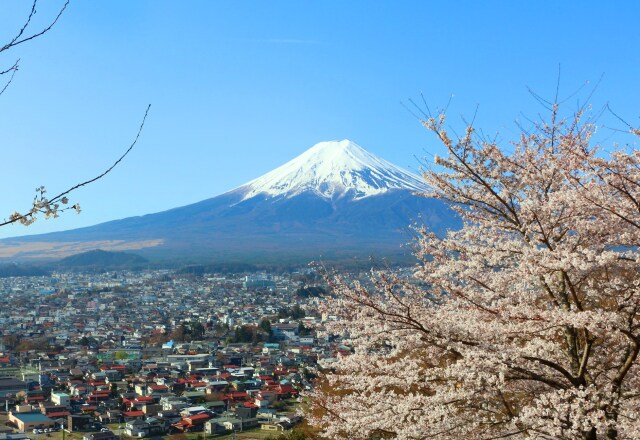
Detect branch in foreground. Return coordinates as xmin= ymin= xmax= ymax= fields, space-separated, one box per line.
xmin=0 ymin=0 xmax=70 ymax=55
xmin=1 ymin=104 xmax=151 ymax=228
xmin=0 ymin=60 xmax=19 ymax=97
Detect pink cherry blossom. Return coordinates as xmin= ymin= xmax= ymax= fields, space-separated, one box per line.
xmin=309 ymin=107 xmax=640 ymax=439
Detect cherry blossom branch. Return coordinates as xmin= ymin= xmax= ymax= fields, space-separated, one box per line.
xmin=1 ymin=104 xmax=151 ymax=228
xmin=313 ymin=99 xmax=640 ymax=439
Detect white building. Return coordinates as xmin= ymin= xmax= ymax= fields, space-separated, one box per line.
xmin=51 ymin=392 xmax=70 ymax=407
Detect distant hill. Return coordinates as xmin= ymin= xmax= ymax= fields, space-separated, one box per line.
xmin=56 ymin=249 xmax=149 ymax=270
xmin=0 ymin=263 xmax=49 ymax=278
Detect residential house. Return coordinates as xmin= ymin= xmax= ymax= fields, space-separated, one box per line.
xmin=124 ymin=419 xmax=167 ymax=438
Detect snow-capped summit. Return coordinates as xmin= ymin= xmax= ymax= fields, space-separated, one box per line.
xmin=0 ymin=139 xmax=458 ymax=263
xmin=237 ymin=139 xmax=428 ymax=201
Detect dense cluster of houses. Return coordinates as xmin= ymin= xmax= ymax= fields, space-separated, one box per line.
xmin=0 ymin=268 xmax=350 ymax=437
xmin=0 ymin=270 xmax=315 ymax=350
xmin=1 ymin=340 xmax=312 ymax=437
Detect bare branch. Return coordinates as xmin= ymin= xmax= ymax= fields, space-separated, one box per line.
xmin=0 ymin=60 xmax=19 ymax=97
xmin=0 ymin=0 xmax=70 ymax=55
xmin=0 ymin=104 xmax=151 ymax=228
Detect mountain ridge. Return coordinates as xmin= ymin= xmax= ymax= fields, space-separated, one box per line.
xmin=0 ymin=140 xmax=458 ymax=263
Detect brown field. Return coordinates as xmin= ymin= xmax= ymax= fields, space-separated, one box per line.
xmin=0 ymin=239 xmax=163 ymax=259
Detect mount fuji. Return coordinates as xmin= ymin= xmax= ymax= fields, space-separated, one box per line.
xmin=237 ymin=139 xmax=427 ymax=201
xmin=0 ymin=140 xmax=459 ymax=263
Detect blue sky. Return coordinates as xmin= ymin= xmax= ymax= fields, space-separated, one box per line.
xmin=0 ymin=1 xmax=638 ymax=238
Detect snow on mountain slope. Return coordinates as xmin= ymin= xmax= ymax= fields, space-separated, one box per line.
xmin=236 ymin=139 xmax=428 ymax=201
xmin=0 ymin=139 xmax=459 ymax=262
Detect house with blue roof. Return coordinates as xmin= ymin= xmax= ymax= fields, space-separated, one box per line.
xmin=8 ymin=411 xmax=56 ymax=432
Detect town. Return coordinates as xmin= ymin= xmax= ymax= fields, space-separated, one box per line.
xmin=0 ymin=268 xmax=347 ymax=439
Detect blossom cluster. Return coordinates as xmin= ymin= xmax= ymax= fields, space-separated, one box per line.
xmin=5 ymin=186 xmax=79 ymax=227
xmin=310 ymin=109 xmax=640 ymax=439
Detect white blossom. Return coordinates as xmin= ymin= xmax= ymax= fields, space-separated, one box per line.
xmin=310 ymin=108 xmax=640 ymax=439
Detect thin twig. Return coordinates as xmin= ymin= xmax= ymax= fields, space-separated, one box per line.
xmin=49 ymin=104 xmax=151 ymax=204
xmin=0 ymin=61 xmax=19 ymax=97
xmin=0 ymin=104 xmax=151 ymax=227
xmin=0 ymin=0 xmax=70 ymax=54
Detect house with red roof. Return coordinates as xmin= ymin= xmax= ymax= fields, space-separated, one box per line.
xmin=40 ymin=405 xmax=71 ymax=419
xmin=122 ymin=410 xmax=145 ymax=421
xmin=171 ymin=412 xmax=212 ymax=432
xmin=275 ymin=384 xmax=296 ymax=398
xmin=148 ymin=384 xmax=169 ymax=394
xmin=123 ymin=395 xmax=156 ymax=410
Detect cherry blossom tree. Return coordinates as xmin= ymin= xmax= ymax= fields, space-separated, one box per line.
xmin=310 ymin=104 xmax=640 ymax=439
xmin=0 ymin=0 xmax=148 ymax=229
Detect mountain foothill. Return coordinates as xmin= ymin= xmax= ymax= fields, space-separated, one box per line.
xmin=0 ymin=140 xmax=459 ymax=264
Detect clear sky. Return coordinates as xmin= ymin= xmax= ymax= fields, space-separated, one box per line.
xmin=0 ymin=1 xmax=638 ymax=239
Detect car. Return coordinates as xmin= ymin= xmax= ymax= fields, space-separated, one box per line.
xmin=101 ymin=428 xmax=111 ymax=432
xmin=33 ymin=429 xmax=38 ymax=434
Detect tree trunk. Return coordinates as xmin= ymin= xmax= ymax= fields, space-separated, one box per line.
xmin=584 ymin=428 xmax=597 ymax=440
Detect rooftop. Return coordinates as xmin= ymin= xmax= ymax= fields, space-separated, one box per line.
xmin=11 ymin=412 xmax=53 ymax=423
